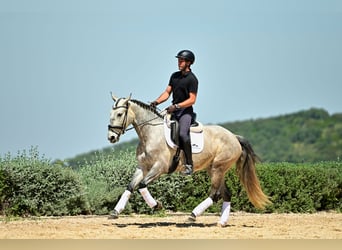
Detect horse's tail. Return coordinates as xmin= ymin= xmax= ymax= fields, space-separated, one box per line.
xmin=236 ymin=135 xmax=272 ymax=209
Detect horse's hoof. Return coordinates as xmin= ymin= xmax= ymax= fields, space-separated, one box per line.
xmin=217 ymin=222 xmax=228 ymax=227
xmin=153 ymin=201 xmax=163 ymax=211
xmin=188 ymin=213 xmax=196 ymax=222
xmin=108 ymin=210 xmax=119 ymax=219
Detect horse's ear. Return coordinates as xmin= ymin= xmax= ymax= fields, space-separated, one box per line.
xmin=122 ymin=93 xmax=132 ymax=106
xmin=111 ymin=92 xmax=118 ymax=102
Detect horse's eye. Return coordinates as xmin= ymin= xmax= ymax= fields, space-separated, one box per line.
xmin=117 ymin=113 xmax=123 ymax=118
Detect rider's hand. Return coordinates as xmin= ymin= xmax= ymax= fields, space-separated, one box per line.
xmin=150 ymin=101 xmax=158 ymax=108
xmin=166 ymin=105 xmax=176 ymax=113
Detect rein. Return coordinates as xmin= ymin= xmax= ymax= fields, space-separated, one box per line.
xmin=108 ymin=100 xmax=166 ymax=135
xmin=126 ymin=108 xmax=167 ymax=132
xmin=125 ymin=115 xmax=164 ymax=132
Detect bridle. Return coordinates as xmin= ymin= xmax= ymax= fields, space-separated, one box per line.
xmin=108 ymin=100 xmax=130 ymax=136
xmin=108 ymin=100 xmax=165 ymax=138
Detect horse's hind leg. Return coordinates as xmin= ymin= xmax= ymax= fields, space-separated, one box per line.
xmin=218 ymin=179 xmax=232 ymax=227
xmin=188 ymin=197 xmax=214 ymax=222
xmin=188 ymin=167 xmax=225 ymax=221
xmin=210 ymin=168 xmax=233 ymax=227
xmin=189 ymin=166 xmax=233 ymax=226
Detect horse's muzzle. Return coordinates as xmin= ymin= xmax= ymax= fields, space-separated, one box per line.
xmin=107 ymin=132 xmax=120 ymax=143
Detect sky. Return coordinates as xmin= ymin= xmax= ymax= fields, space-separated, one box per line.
xmin=1 ymin=0 xmax=341 ymax=160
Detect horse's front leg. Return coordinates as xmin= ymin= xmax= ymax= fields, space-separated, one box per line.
xmin=137 ymin=162 xmax=165 ymax=210
xmin=109 ymin=167 xmax=144 ymax=219
xmin=109 ymin=162 xmax=165 ymax=219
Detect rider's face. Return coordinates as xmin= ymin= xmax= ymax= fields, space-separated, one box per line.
xmin=178 ymin=58 xmax=190 ymax=71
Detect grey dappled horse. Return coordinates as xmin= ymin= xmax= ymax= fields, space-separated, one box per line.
xmin=107 ymin=94 xmax=271 ymax=226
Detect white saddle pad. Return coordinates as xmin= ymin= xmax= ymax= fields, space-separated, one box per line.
xmin=163 ymin=116 xmax=204 ymax=153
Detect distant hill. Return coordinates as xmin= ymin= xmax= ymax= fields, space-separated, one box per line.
xmin=65 ymin=108 xmax=342 ymax=167
xmin=220 ymin=108 xmax=342 ymax=162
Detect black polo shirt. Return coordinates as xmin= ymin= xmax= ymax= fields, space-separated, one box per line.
xmin=168 ymin=70 xmax=198 ymax=114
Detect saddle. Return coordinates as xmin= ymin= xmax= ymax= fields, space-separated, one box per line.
xmin=164 ymin=113 xmax=204 ymax=153
xmin=168 ymin=113 xmax=202 ymax=145
xmin=164 ymin=113 xmax=204 ymax=174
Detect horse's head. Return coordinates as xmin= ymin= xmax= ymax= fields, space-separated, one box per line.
xmin=107 ymin=93 xmax=133 ymax=143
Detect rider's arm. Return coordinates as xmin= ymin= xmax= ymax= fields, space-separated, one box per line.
xmin=154 ymin=85 xmax=172 ymax=105
xmin=176 ymin=92 xmax=197 ymax=109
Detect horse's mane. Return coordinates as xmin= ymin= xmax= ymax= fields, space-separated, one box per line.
xmin=130 ymin=99 xmax=164 ymax=118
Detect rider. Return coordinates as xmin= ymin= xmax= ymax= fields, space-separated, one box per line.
xmin=151 ymin=50 xmax=198 ymax=175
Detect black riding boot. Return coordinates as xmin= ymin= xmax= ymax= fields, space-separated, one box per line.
xmin=181 ymin=139 xmax=193 ymax=175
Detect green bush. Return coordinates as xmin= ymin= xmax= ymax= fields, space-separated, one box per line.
xmin=78 ymin=149 xmax=341 ymax=214
xmin=77 ymin=149 xmax=137 ymax=215
xmin=0 ymin=148 xmax=90 ymax=216
xmin=1 ymin=147 xmax=341 ymax=217
xmin=258 ymin=162 xmax=342 ymax=213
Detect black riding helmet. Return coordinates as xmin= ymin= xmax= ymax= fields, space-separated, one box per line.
xmin=175 ymin=50 xmax=195 ymax=64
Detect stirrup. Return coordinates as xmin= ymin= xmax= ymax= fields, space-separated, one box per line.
xmin=181 ymin=164 xmax=193 ymax=175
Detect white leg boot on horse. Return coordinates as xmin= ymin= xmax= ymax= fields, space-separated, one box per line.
xmin=188 ymin=197 xmax=213 ymax=221
xmin=109 ymin=190 xmax=131 ymax=219
xmin=109 ymin=167 xmax=144 ymax=219
xmin=218 ymin=201 xmax=231 ymax=227
xmin=139 ymin=187 xmax=157 ymax=208
xmin=139 ymin=187 xmax=163 ymax=211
